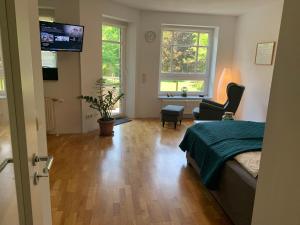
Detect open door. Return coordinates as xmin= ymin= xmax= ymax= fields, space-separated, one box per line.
xmin=0 ymin=0 xmax=52 ymax=225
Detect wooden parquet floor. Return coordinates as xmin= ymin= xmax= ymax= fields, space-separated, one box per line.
xmin=48 ymin=119 xmax=232 ymax=225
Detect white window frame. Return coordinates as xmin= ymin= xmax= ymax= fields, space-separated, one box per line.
xmin=159 ymin=26 xmax=215 ymax=96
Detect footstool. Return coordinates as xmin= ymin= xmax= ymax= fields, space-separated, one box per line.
xmin=161 ymin=105 xmax=184 ymax=129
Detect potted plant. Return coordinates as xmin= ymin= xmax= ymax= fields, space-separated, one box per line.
xmin=79 ymin=78 xmax=124 ymax=136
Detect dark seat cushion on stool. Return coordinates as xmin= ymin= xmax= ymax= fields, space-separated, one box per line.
xmin=161 ymin=105 xmax=184 ymax=115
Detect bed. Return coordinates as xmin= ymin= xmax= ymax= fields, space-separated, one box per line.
xmin=179 ymin=121 xmax=265 ymax=225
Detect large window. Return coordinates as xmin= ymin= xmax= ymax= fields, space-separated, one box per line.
xmin=159 ymin=27 xmax=214 ymax=96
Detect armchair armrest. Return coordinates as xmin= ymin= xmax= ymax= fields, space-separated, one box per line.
xmin=198 ymin=102 xmax=225 ymax=120
xmin=200 ymin=102 xmax=224 ymax=111
xmin=202 ymin=99 xmax=224 ymax=108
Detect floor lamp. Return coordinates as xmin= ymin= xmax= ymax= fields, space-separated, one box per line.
xmin=217 ymin=68 xmax=238 ymax=104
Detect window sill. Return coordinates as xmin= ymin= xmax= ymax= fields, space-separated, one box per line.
xmin=158 ymin=95 xmax=211 ymax=100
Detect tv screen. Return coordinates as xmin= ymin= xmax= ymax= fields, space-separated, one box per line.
xmin=43 ymin=68 xmax=58 ymax=81
xmin=40 ymin=21 xmax=84 ymax=52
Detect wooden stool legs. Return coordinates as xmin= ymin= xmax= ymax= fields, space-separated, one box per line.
xmin=161 ymin=120 xmax=182 ymax=129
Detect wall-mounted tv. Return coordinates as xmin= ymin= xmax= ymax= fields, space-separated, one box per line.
xmin=43 ymin=68 xmax=58 ymax=81
xmin=40 ymin=21 xmax=84 ymax=52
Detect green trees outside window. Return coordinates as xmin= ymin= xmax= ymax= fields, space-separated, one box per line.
xmin=102 ymin=24 xmax=122 ymax=114
xmin=160 ymin=29 xmax=211 ymax=94
xmin=102 ymin=25 xmax=121 ymax=86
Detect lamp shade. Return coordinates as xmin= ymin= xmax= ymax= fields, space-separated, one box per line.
xmin=217 ymin=68 xmax=238 ymax=104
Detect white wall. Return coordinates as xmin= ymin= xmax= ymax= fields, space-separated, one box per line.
xmin=39 ymin=0 xmax=140 ymax=133
xmin=39 ymin=0 xmax=105 ymax=133
xmin=39 ymin=0 xmax=285 ymax=131
xmin=79 ymin=0 xmax=140 ymax=129
xmin=38 ymin=1 xmax=238 ymax=128
xmin=136 ymin=11 xmax=237 ymax=118
xmin=233 ymin=1 xmax=284 ymax=121
xmin=252 ymin=1 xmax=300 ymax=224
xmin=39 ymin=0 xmax=82 ymax=134
xmin=79 ymin=0 xmax=102 ymax=132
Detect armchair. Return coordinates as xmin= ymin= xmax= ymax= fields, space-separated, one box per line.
xmin=193 ymin=83 xmax=245 ymax=120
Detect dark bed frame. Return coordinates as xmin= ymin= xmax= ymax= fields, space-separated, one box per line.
xmin=186 ymin=152 xmax=257 ymax=225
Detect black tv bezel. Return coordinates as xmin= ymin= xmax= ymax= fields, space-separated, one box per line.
xmin=39 ymin=21 xmax=85 ymax=52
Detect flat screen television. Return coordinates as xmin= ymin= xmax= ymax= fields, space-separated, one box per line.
xmin=43 ymin=68 xmax=58 ymax=81
xmin=40 ymin=21 xmax=84 ymax=52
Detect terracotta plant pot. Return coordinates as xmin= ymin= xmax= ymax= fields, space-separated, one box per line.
xmin=98 ymin=118 xmax=115 ymax=136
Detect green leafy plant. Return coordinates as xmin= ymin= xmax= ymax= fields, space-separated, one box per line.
xmin=78 ymin=78 xmax=124 ymax=121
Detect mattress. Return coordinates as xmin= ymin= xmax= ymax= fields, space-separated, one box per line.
xmin=234 ymin=152 xmax=261 ymax=178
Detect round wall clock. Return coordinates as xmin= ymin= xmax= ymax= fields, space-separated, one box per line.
xmin=145 ymin=31 xmax=156 ymax=43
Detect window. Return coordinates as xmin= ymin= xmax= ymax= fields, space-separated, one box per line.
xmin=0 ymin=55 xmax=5 ymax=97
xmin=102 ymin=24 xmax=121 ymax=84
xmin=0 ymin=77 xmax=5 ymax=97
xmin=39 ymin=16 xmax=54 ymax=23
xmin=102 ymin=23 xmax=125 ymax=115
xmin=41 ymin=51 xmax=57 ymax=68
xmin=39 ymin=16 xmax=57 ymax=69
xmin=159 ymin=27 xmax=214 ymax=96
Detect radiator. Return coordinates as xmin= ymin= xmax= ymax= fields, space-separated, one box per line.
xmin=160 ymin=99 xmax=202 ymax=116
xmin=44 ymin=97 xmax=63 ymax=135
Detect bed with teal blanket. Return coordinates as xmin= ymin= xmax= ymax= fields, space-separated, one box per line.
xmin=179 ymin=121 xmax=265 ymax=190
xmin=180 ymin=121 xmax=265 ymax=225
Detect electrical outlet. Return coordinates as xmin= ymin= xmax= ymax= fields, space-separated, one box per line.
xmin=86 ymin=114 xmax=93 ymax=119
xmin=85 ymin=114 xmax=94 ymax=119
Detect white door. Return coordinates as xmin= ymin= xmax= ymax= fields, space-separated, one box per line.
xmin=0 ymin=0 xmax=52 ymax=225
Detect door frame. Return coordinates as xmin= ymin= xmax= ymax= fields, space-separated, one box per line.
xmin=0 ymin=0 xmax=50 ymax=224
xmin=0 ymin=1 xmax=27 ymax=224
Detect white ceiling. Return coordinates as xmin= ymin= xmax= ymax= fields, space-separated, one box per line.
xmin=111 ymin=0 xmax=279 ymax=16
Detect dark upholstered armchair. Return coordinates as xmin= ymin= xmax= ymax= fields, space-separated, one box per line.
xmin=193 ymin=83 xmax=245 ymax=120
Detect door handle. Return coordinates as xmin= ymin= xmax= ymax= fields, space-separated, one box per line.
xmin=0 ymin=158 xmax=13 ymax=173
xmin=32 ymin=154 xmax=54 ymax=173
xmin=33 ymin=171 xmax=49 ymax=185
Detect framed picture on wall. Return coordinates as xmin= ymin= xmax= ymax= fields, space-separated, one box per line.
xmin=255 ymin=42 xmax=276 ymax=65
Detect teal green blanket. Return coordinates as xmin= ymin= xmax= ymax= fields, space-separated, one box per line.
xmin=179 ymin=121 xmax=265 ymax=189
